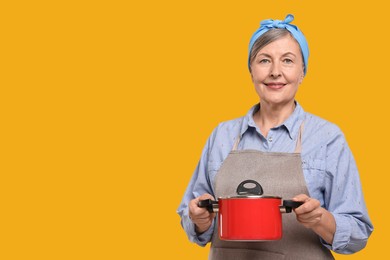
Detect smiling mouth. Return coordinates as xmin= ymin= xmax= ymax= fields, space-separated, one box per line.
xmin=265 ymin=82 xmax=286 ymax=89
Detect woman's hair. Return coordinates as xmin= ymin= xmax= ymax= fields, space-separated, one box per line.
xmin=249 ymin=29 xmax=302 ymax=72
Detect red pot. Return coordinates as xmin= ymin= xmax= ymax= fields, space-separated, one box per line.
xmin=198 ymin=180 xmax=302 ymax=241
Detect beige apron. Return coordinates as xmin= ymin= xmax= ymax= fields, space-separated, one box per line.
xmin=209 ymin=123 xmax=334 ymax=260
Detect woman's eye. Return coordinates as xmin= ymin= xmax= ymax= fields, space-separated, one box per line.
xmin=259 ymin=59 xmax=270 ymax=64
xmin=283 ymin=59 xmax=293 ymax=64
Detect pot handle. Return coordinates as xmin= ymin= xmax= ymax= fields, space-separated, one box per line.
xmin=280 ymin=200 xmax=304 ymax=213
xmin=236 ymin=180 xmax=264 ymax=195
xmin=198 ymin=199 xmax=219 ymax=213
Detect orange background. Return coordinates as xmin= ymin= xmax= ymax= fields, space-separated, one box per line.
xmin=1 ymin=1 xmax=388 ymax=259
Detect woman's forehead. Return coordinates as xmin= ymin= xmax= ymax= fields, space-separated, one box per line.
xmin=257 ymin=35 xmax=302 ymax=56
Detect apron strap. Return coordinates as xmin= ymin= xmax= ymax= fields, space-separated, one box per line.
xmin=294 ymin=121 xmax=304 ymax=153
xmin=232 ymin=136 xmax=241 ymax=151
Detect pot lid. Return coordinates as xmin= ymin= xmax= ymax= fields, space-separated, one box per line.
xmin=220 ymin=195 xmax=282 ymax=199
xmin=220 ymin=179 xmax=282 ymax=199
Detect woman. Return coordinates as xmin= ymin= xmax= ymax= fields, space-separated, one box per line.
xmin=177 ymin=14 xmax=373 ymax=259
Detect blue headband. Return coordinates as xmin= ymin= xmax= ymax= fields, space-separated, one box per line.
xmin=248 ymin=14 xmax=309 ymax=75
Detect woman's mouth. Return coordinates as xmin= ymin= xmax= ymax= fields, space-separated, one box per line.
xmin=265 ymin=82 xmax=286 ymax=90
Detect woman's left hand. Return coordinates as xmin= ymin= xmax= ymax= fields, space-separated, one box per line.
xmin=292 ymin=194 xmax=336 ymax=244
xmin=293 ymin=194 xmax=325 ymax=228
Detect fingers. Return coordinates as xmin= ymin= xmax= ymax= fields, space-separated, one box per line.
xmin=188 ymin=194 xmax=216 ymax=233
xmin=292 ymin=194 xmax=323 ymax=228
xmin=189 ymin=194 xmax=215 ymax=216
xmin=292 ymin=194 xmax=310 ymax=203
xmin=293 ymin=196 xmax=320 ymax=215
xmin=195 ymin=193 xmax=216 ymax=205
xmin=296 ymin=209 xmax=323 ymax=228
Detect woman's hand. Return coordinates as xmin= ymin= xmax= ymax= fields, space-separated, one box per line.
xmin=293 ymin=194 xmax=336 ymax=244
xmin=189 ymin=194 xmax=216 ymax=234
xmin=293 ymin=194 xmax=323 ymax=228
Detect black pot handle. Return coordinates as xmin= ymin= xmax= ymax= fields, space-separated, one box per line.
xmin=236 ymin=180 xmax=264 ymax=196
xmin=280 ymin=200 xmax=304 ymax=213
xmin=198 ymin=199 xmax=219 ymax=213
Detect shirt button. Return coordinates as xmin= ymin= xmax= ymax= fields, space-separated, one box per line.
xmin=268 ymin=136 xmax=273 ymax=142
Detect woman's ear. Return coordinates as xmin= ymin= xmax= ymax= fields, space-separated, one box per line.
xmin=299 ymin=73 xmax=304 ymax=84
xmin=299 ymin=67 xmax=304 ymax=84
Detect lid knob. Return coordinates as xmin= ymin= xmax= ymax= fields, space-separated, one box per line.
xmin=236 ymin=180 xmax=264 ymax=196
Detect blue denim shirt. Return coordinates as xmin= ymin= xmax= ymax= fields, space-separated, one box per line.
xmin=177 ymin=102 xmax=373 ymax=254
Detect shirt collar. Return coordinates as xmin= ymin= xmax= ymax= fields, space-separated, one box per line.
xmin=240 ymin=101 xmax=306 ymax=140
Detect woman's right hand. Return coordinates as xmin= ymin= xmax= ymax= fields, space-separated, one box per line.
xmin=189 ymin=193 xmax=216 ymax=234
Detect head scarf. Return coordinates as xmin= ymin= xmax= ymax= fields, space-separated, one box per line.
xmin=248 ymin=14 xmax=309 ymax=75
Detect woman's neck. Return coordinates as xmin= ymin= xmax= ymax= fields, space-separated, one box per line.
xmin=254 ymin=101 xmax=296 ymax=137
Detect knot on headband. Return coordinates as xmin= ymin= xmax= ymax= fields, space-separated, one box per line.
xmin=262 ymin=14 xmax=295 ymax=29
xmin=248 ymin=14 xmax=309 ymax=75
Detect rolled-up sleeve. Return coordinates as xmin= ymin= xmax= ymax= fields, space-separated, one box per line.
xmin=177 ymin=131 xmax=216 ymax=246
xmin=181 ymin=206 xmax=215 ymax=246
xmin=323 ymin=131 xmax=373 ymax=254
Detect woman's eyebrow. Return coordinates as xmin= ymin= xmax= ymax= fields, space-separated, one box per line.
xmin=257 ymin=52 xmax=297 ymax=57
xmin=282 ymin=52 xmax=297 ymax=57
xmin=256 ymin=53 xmax=272 ymax=58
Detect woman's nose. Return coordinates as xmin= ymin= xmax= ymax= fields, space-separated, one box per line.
xmin=270 ymin=63 xmax=281 ymax=77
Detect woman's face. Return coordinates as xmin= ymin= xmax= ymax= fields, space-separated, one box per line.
xmin=250 ymin=34 xmax=304 ymax=107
